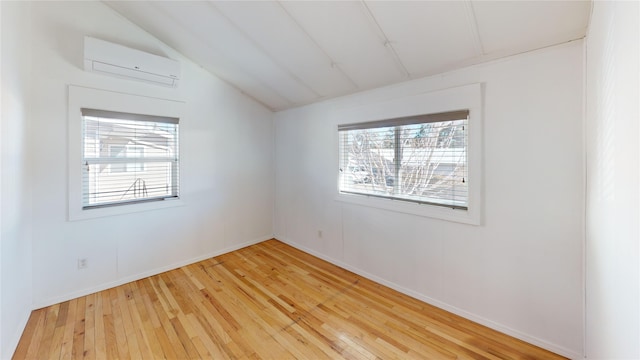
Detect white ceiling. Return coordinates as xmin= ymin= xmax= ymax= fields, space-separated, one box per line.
xmin=105 ymin=0 xmax=591 ymax=111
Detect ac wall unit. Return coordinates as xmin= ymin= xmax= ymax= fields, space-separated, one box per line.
xmin=84 ymin=36 xmax=180 ymax=88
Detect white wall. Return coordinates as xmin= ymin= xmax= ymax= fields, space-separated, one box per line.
xmin=12 ymin=2 xmax=638 ymax=359
xmin=585 ymin=1 xmax=640 ymax=358
xmin=0 ymin=2 xmax=34 ymax=358
xmin=22 ymin=1 xmax=274 ymax=308
xmin=274 ymin=42 xmax=584 ymax=358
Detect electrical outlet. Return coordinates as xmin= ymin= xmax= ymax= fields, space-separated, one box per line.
xmin=77 ymin=258 xmax=88 ymax=269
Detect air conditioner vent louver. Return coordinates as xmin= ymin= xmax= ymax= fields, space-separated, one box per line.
xmin=84 ymin=36 xmax=180 ymax=88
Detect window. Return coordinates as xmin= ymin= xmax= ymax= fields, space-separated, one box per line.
xmin=339 ymin=110 xmax=468 ymax=209
xmin=334 ymin=83 xmax=481 ymax=224
xmin=81 ymin=108 xmax=179 ymax=209
xmin=68 ymin=85 xmax=185 ymax=220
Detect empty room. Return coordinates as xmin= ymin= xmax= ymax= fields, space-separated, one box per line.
xmin=1 ymin=1 xmax=638 ymax=359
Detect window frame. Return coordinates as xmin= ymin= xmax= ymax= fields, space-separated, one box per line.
xmin=335 ymin=83 xmax=483 ymax=225
xmin=81 ymin=108 xmax=179 ymax=209
xmin=338 ymin=110 xmax=469 ymax=209
xmin=68 ymin=85 xmax=185 ymax=221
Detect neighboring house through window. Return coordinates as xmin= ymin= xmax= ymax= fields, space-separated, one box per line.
xmin=109 ymin=145 xmax=146 ymax=173
xmin=82 ymin=108 xmax=179 ymax=209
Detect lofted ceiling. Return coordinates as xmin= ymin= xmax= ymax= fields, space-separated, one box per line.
xmin=105 ymin=1 xmax=591 ymax=111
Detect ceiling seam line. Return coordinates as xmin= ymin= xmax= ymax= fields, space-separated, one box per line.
xmin=276 ymin=1 xmax=360 ymax=91
xmin=463 ymin=0 xmax=485 ymax=56
xmin=360 ymin=0 xmax=411 ymax=79
xmin=148 ymin=2 xmax=293 ymax=110
xmin=208 ymin=1 xmax=323 ymax=99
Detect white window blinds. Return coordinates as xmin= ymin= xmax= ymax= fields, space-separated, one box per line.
xmin=338 ymin=110 xmax=468 ymax=209
xmin=81 ymin=108 xmax=179 ymax=209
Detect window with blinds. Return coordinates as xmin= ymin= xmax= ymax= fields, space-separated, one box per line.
xmin=338 ymin=110 xmax=468 ymax=209
xmin=81 ymin=109 xmax=179 ymax=209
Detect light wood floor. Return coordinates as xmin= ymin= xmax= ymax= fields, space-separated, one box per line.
xmin=14 ymin=240 xmax=565 ymax=359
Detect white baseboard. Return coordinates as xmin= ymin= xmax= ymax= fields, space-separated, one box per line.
xmin=3 ymin=307 xmax=31 ymax=360
xmin=275 ymin=236 xmax=583 ymax=360
xmin=32 ymin=235 xmax=272 ymax=309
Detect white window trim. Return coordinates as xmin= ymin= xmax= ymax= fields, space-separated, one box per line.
xmin=68 ymin=85 xmax=185 ymax=221
xmin=335 ymin=83 xmax=483 ymax=225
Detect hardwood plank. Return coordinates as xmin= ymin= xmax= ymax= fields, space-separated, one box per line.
xmin=169 ymin=315 xmax=202 ymax=359
xmin=129 ymin=281 xmax=165 ymax=359
xmin=35 ymin=304 xmax=59 ymax=360
xmin=71 ymin=296 xmax=86 ymax=359
xmin=111 ymin=287 xmax=133 ymax=360
xmin=12 ymin=309 xmax=45 ymax=360
xmin=58 ymin=298 xmax=77 ymax=360
xmin=143 ymin=280 xmax=191 ymax=359
xmin=102 ymin=313 xmax=118 ymax=360
xmin=120 ymin=283 xmax=152 ymax=359
xmin=185 ymin=313 xmax=229 ymax=359
xmin=47 ymin=325 xmax=65 ymax=360
xmin=13 ymin=240 xmax=567 ymax=360
xmin=83 ymin=293 xmax=96 ymax=360
xmin=93 ymin=290 xmax=107 ymax=360
xmin=189 ymin=336 xmax=215 ymax=360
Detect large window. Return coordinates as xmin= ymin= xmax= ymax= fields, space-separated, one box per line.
xmin=339 ymin=110 xmax=468 ymax=209
xmin=81 ymin=109 xmax=179 ymax=209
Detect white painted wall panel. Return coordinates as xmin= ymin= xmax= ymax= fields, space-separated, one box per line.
xmin=0 ymin=2 xmax=34 ymax=358
xmin=274 ymin=42 xmax=584 ymax=358
xmin=585 ymin=1 xmax=640 ymax=358
xmin=24 ymin=1 xmax=274 ymax=308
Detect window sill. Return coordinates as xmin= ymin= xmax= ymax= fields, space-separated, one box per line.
xmin=336 ymin=192 xmax=480 ymax=225
xmin=69 ymin=197 xmax=184 ymax=221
